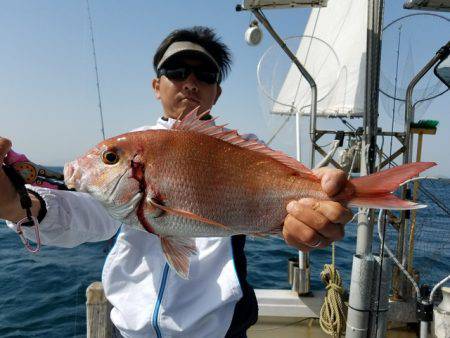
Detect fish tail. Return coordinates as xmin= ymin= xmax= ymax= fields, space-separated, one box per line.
xmin=347 ymin=162 xmax=436 ymax=210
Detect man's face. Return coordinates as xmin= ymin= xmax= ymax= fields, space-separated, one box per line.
xmin=152 ymin=57 xmax=222 ymax=119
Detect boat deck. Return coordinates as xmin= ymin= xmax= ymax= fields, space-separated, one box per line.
xmin=248 ymin=317 xmax=417 ymax=338
xmin=247 ymin=289 xmax=418 ymax=337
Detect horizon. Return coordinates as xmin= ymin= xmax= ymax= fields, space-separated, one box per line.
xmin=1 ymin=1 xmax=449 ymax=177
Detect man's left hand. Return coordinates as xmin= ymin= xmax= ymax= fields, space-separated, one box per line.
xmin=282 ymin=167 xmax=353 ymax=252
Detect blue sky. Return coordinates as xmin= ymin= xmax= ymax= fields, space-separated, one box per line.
xmin=1 ymin=1 xmax=449 ymax=176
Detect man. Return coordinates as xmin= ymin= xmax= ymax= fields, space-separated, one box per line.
xmin=0 ymin=26 xmax=352 ymax=337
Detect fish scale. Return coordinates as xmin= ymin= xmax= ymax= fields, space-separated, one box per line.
xmin=146 ymin=139 xmax=308 ymax=235
xmin=64 ymin=109 xmax=436 ymax=278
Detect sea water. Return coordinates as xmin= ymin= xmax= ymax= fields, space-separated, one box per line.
xmin=0 ymin=180 xmax=448 ymax=337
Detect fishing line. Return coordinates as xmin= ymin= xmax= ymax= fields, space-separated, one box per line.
xmin=266 ymin=115 xmax=292 ymax=146
xmin=86 ymin=0 xmax=106 ymax=141
xmin=70 ymin=2 xmax=106 ymax=336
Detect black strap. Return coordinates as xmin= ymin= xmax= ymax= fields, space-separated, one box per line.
xmin=27 ymin=189 xmax=47 ymax=223
xmin=2 ymin=164 xmax=44 ymax=225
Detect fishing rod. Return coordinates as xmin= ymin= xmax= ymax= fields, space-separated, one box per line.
xmin=5 ymin=151 xmax=69 ymax=191
xmin=86 ymin=0 xmax=106 ymax=141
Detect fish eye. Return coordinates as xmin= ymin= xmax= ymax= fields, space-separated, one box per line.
xmin=102 ymin=150 xmax=119 ymax=165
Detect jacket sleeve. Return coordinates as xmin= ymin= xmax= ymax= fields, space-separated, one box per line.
xmin=6 ymin=186 xmax=122 ymax=248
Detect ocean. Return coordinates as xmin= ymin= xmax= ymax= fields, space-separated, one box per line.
xmin=0 ymin=180 xmax=448 ymax=337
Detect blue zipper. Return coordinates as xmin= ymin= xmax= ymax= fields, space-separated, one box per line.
xmin=152 ymin=263 xmax=169 ymax=338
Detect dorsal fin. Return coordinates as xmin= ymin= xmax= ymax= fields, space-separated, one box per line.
xmin=172 ymin=108 xmax=314 ymax=176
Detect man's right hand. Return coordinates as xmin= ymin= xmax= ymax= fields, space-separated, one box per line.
xmin=0 ymin=137 xmax=39 ymax=222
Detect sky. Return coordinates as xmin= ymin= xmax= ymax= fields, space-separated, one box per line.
xmin=0 ymin=1 xmax=449 ymax=176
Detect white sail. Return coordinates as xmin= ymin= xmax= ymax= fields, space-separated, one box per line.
xmin=272 ymin=0 xmax=367 ymax=117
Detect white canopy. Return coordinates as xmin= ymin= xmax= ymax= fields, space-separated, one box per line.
xmin=272 ymin=0 xmax=368 ymax=117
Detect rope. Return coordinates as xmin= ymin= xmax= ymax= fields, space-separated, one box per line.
xmin=319 ymin=243 xmax=347 ymax=337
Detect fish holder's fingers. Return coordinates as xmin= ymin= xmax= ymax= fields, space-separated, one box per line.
xmin=313 ymin=167 xmax=347 ymax=197
xmin=303 ymin=198 xmax=353 ymax=225
xmin=0 ymin=138 xmax=12 ymax=162
xmin=283 ymin=215 xmax=330 ymax=249
xmin=287 ymin=200 xmax=347 ymax=240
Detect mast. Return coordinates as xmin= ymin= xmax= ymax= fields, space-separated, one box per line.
xmin=346 ymin=0 xmax=385 ymax=337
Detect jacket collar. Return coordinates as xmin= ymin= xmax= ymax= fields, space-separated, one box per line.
xmin=157 ymin=116 xmax=177 ymax=129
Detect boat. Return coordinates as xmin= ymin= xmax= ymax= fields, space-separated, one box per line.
xmin=85 ymin=1 xmax=450 ymax=337
xmin=2 ymin=1 xmax=449 ymax=337
xmin=236 ymin=1 xmax=450 ymax=337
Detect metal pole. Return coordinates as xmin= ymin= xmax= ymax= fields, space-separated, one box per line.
xmin=346 ymin=255 xmax=375 ymax=337
xmin=347 ymin=1 xmax=384 ymax=336
xmin=251 ymin=8 xmax=317 ymax=295
xmin=369 ymin=254 xmax=393 ymax=338
xmin=296 ymin=111 xmax=301 ymax=161
xmin=404 ymin=50 xmax=446 ymax=164
xmin=420 ymin=321 xmax=428 ymax=338
xmin=355 ymin=0 xmax=384 ymax=255
xmin=404 ymin=42 xmax=450 ymax=165
xmin=407 ymin=132 xmax=423 ymax=275
xmin=295 ymin=110 xmax=311 ymax=294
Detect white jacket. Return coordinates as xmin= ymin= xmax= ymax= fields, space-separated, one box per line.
xmin=7 ymin=117 xmax=258 ymax=338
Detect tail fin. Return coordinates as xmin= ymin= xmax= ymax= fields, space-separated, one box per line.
xmin=348 ymin=162 xmax=436 ymax=210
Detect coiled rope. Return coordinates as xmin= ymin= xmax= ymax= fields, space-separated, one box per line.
xmin=319 ymin=243 xmax=347 ymax=337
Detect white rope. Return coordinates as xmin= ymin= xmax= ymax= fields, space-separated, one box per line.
xmin=319 ymin=243 xmax=347 ymax=337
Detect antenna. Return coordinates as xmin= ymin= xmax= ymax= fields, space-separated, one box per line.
xmin=86 ymin=0 xmax=106 ymax=140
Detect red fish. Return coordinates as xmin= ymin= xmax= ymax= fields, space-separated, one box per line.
xmin=64 ymin=110 xmax=435 ymax=278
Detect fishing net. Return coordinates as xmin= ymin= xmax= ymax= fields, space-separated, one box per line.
xmin=409 ymin=179 xmax=450 ymax=288
xmin=374 ymin=178 xmax=450 ymax=300
xmin=379 ymin=13 xmax=450 ymax=126
xmin=256 ymin=35 xmax=343 ymax=160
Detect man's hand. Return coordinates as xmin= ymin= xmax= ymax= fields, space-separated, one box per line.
xmin=0 ymin=137 xmax=42 ymax=223
xmin=282 ymin=167 xmax=353 ymax=252
xmin=0 ymin=137 xmax=21 ymax=221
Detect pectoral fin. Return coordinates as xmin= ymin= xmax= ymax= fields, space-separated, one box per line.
xmin=149 ymin=198 xmax=231 ymax=231
xmin=160 ymin=237 xmax=197 ymax=279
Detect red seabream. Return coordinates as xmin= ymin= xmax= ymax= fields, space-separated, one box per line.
xmin=64 ymin=109 xmax=436 ymax=278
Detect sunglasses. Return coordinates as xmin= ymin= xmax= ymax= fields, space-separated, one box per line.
xmin=157 ymin=65 xmax=220 ymax=85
